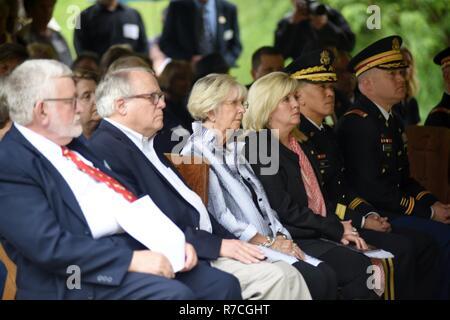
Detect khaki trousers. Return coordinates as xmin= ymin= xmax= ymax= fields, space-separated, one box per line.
xmin=211 ymin=257 xmax=311 ymax=300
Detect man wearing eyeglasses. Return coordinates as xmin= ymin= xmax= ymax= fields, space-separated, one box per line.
xmin=0 ymin=59 xmax=243 ymax=300
xmin=72 ymin=69 xmax=101 ymax=140
xmin=88 ymin=67 xmax=312 ymax=300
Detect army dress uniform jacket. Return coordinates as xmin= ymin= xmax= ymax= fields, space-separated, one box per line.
xmin=425 ymin=92 xmax=450 ymax=129
xmin=337 ymin=94 xmax=437 ymax=219
xmin=299 ymin=115 xmax=379 ymax=228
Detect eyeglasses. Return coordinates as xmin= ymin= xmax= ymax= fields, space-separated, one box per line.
xmin=224 ymin=100 xmax=249 ymax=110
xmin=42 ymin=97 xmax=77 ymax=109
xmin=123 ymin=92 xmax=166 ymax=106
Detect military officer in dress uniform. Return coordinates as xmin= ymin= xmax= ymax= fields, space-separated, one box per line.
xmin=284 ymin=49 xmax=439 ymax=299
xmin=425 ymin=46 xmax=450 ymax=128
xmin=336 ymin=35 xmax=450 ymax=299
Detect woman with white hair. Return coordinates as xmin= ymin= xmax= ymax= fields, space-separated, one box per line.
xmin=243 ymin=70 xmax=379 ymax=300
xmin=181 ymin=73 xmax=337 ymax=299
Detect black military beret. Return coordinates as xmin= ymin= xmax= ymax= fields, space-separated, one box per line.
xmin=348 ymin=35 xmax=407 ymax=77
xmin=433 ymin=46 xmax=450 ymax=68
xmin=284 ymin=49 xmax=336 ymax=83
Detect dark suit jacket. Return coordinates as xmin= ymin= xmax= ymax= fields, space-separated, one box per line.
xmin=74 ymin=3 xmax=148 ymax=57
xmin=245 ymin=131 xmax=344 ymax=243
xmin=159 ymin=0 xmax=242 ymax=67
xmin=0 ymin=126 xmax=142 ymax=299
xmin=89 ymin=120 xmax=236 ymax=261
xmin=337 ymin=93 xmax=438 ymax=218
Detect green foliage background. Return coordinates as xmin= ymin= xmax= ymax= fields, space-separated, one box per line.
xmin=54 ymin=0 xmax=449 ymax=122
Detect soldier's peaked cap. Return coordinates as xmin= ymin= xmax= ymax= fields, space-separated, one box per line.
xmin=284 ymin=48 xmax=337 ymax=83
xmin=433 ymin=46 xmax=450 ymax=69
xmin=348 ymin=35 xmax=407 ymax=77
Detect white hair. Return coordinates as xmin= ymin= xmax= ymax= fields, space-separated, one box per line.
xmin=0 ymin=77 xmax=9 ymax=125
xmin=356 ymin=68 xmax=375 ymax=94
xmin=6 ymin=59 xmax=72 ymax=125
xmin=188 ymin=73 xmax=247 ymax=121
xmin=96 ymin=67 xmax=152 ymax=118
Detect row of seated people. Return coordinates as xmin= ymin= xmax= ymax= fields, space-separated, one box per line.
xmin=1 ymin=39 xmax=448 ymax=146
xmin=1 ymin=36 xmax=449 ymax=300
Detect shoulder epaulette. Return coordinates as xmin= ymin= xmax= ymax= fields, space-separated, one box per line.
xmin=343 ymin=109 xmax=368 ymax=118
xmin=430 ymin=107 xmax=450 ymax=115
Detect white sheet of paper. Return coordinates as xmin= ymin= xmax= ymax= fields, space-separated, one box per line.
xmin=318 ymin=238 xmax=395 ymax=259
xmin=259 ymin=246 xmax=297 ymax=264
xmin=363 ymin=249 xmax=394 ymax=259
xmin=259 ymin=247 xmax=322 ymax=267
xmin=304 ymin=254 xmax=323 ymax=267
xmin=123 ymin=24 xmax=139 ymax=40
xmin=115 ymin=196 xmax=186 ymax=272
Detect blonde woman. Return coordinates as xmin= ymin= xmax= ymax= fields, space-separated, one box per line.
xmin=243 ymin=70 xmax=378 ymax=300
xmin=392 ymin=47 xmax=420 ymax=125
xmin=182 ymin=73 xmax=337 ymax=300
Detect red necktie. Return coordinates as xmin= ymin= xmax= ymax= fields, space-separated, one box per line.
xmin=288 ymin=135 xmax=327 ymax=217
xmin=61 ymin=146 xmax=137 ymax=203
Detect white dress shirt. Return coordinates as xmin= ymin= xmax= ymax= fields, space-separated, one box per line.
xmin=304 ymin=116 xmax=324 ymax=131
xmin=15 ymin=123 xmax=129 ymax=239
xmin=105 ymin=118 xmax=213 ymax=232
xmin=373 ymin=102 xmax=391 ymax=121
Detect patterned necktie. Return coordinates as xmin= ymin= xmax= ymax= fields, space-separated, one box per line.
xmin=61 ymin=146 xmax=137 ymax=203
xmin=288 ymin=135 xmax=327 ymax=217
xmin=198 ymin=3 xmax=214 ymax=55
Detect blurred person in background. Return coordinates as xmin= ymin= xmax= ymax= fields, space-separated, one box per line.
xmin=160 ymin=0 xmax=242 ymax=68
xmin=247 ymin=46 xmax=284 ymax=88
xmin=425 ymin=46 xmax=450 ymax=129
xmin=18 ymin=0 xmax=72 ymax=66
xmin=73 ymin=69 xmax=101 ymax=140
xmin=74 ymin=0 xmax=148 ymax=58
xmin=275 ymin=0 xmax=355 ymax=60
xmin=392 ymin=47 xmax=420 ymax=126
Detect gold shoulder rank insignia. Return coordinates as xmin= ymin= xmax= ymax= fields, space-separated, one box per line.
xmin=344 ymin=109 xmax=368 ymax=118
